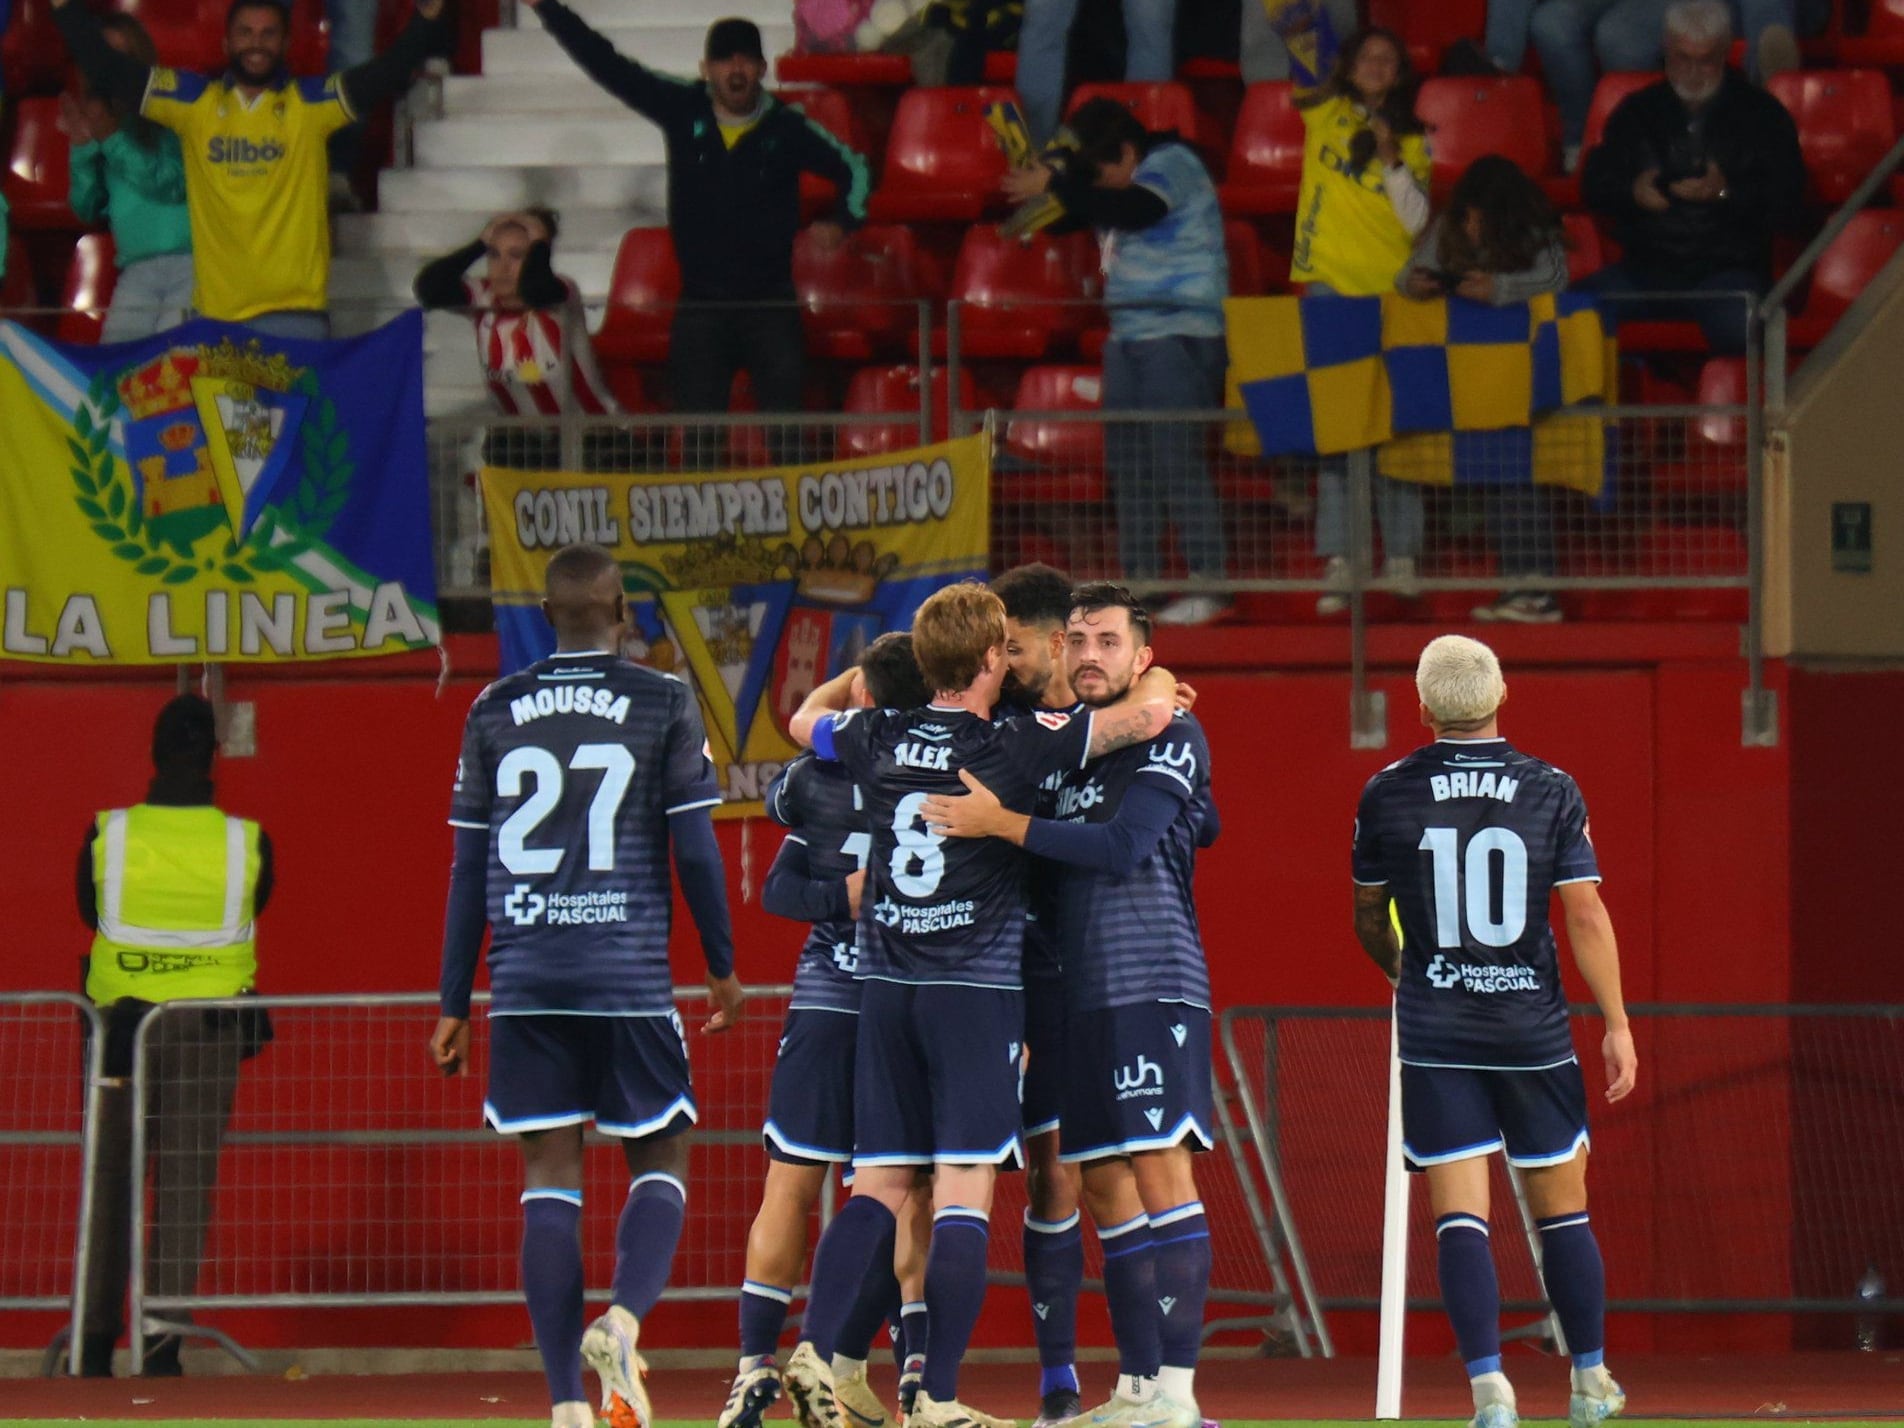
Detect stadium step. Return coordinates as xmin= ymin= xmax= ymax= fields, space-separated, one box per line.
xmin=331 ymin=249 xmax=618 ymax=303
xmin=337 ymin=207 xmax=651 ymax=255
xmin=413 ymin=114 xmax=668 ymax=168
xmin=481 ymin=23 xmax=795 ymax=78
xmin=438 ymin=74 xmax=636 ymax=115
xmin=374 ymin=163 xmax=669 ymax=216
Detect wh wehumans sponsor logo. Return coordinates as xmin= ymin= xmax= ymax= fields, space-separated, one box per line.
xmin=1425 ymin=953 xmax=1539 ymax=994
xmin=504 ymin=884 xmax=629 ymax=928
xmin=1114 ymin=1055 xmax=1165 ymax=1101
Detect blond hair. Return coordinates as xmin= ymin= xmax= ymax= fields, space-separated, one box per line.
xmin=912 ymin=581 xmax=1005 ymax=693
xmin=1416 ymin=634 xmax=1505 ymax=726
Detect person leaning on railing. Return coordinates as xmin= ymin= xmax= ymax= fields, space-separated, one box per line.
xmin=73 ymin=695 xmax=273 ymax=1379
xmin=414 ymin=207 xmax=621 ymax=471
xmin=51 ymin=0 xmax=451 ymax=340
xmin=1290 ymin=24 xmax=1433 ymax=617
xmin=1002 ymin=97 xmax=1232 ymax=627
xmin=1398 ymin=155 xmax=1570 ymax=626
xmin=58 ymin=14 xmax=194 ymax=342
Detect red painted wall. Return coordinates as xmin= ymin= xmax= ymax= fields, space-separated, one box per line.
xmin=0 ymin=638 xmax=1803 ymax=1355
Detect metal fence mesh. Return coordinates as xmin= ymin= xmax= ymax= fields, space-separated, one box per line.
xmin=0 ymin=994 xmax=98 ymax=1315
xmin=1222 ymin=1006 xmax=1904 ymax=1316
xmin=129 ymin=989 xmax=792 ymax=1314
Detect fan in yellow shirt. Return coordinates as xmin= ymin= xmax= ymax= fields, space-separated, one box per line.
xmin=1289 ymin=23 xmax=1433 ymax=297
xmin=53 ymin=0 xmax=450 ymax=337
xmin=1270 ymin=16 xmax=1434 ymax=611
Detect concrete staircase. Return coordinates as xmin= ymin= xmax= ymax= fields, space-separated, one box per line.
xmin=333 ymin=0 xmax=795 ymax=413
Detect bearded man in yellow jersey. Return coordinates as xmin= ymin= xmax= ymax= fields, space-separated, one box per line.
xmin=54 ymin=0 xmax=449 ymax=339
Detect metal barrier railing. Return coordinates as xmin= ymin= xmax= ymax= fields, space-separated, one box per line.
xmin=119 ymin=987 xmax=796 ymax=1368
xmin=1220 ymin=1003 xmax=1904 ymax=1320
xmin=0 ymin=992 xmax=105 ymax=1378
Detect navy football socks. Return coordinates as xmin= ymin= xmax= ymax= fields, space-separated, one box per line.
xmin=613 ymin=1171 xmax=686 ymax=1319
xmin=921 ymin=1207 xmax=991 ymax=1402
xmin=1099 ymin=1213 xmax=1163 ymax=1380
xmin=801 ymin=1196 xmax=897 ymax=1360
xmin=1151 ymin=1201 xmax=1211 ymax=1377
xmin=1435 ymin=1212 xmax=1504 ymax=1377
xmin=1537 ymin=1212 xmax=1608 ymax=1369
xmin=521 ymin=1190 xmax=588 ymax=1407
xmin=1023 ymin=1209 xmax=1083 ymax=1382
xmin=739 ymin=1280 xmax=792 ymax=1362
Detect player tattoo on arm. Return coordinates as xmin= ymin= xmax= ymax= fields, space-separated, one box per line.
xmin=922 ymin=769 xmax=1030 ymax=844
xmin=1352 ymin=883 xmax=1402 ymax=986
xmin=1085 ymin=666 xmax=1179 ymax=758
xmin=788 ymin=668 xmax=860 ymax=749
xmin=1558 ymin=881 xmax=1637 ymax=1102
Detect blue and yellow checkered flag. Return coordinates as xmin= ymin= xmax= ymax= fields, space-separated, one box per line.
xmin=1224 ymin=292 xmax=1618 ymax=497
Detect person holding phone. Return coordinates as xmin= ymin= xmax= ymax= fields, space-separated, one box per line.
xmin=1579 ymin=0 xmax=1803 ymax=354
xmin=1399 ymin=156 xmax=1570 ymax=625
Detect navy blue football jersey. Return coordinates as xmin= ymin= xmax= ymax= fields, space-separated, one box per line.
xmin=1042 ymin=711 xmax=1215 ymax=1011
xmin=997 ymin=696 xmax=1086 ymax=981
xmin=814 ymin=704 xmax=1094 ymax=987
xmin=1352 ymin=737 xmax=1600 ymax=1069
xmin=449 ymin=652 xmax=721 ymax=1015
xmin=766 ymin=753 xmax=870 ymax=1014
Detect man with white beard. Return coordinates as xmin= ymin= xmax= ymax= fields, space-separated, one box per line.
xmin=1579 ymin=0 xmax=1804 ymax=354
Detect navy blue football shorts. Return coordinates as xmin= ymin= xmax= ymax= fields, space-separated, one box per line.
xmin=852 ymin=979 xmax=1025 ymax=1170
xmin=1400 ymin=1059 xmax=1590 ymax=1171
xmin=1059 ymin=1001 xmax=1214 ymax=1165
xmin=763 ymin=1006 xmax=859 ymax=1165
xmin=1021 ymin=966 xmax=1067 ymax=1139
xmin=483 ymin=1012 xmax=696 ymax=1140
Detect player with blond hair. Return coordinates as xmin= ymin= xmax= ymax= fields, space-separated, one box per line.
xmin=1350 ymin=634 xmax=1636 ymax=1428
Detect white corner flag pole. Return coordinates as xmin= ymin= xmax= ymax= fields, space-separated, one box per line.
xmin=1375 ymin=998 xmax=1408 ymax=1419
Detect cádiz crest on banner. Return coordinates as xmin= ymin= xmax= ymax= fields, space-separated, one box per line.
xmin=482 ymin=435 xmax=991 ymax=817
xmin=0 ymin=313 xmax=438 ymax=663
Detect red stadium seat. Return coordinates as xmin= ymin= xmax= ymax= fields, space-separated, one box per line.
xmin=1225 ymin=219 xmax=1267 ymax=296
xmin=1651 ymin=357 xmax=1747 ymax=494
xmin=774 ymin=51 xmax=914 ymax=87
xmin=944 ymin=227 xmax=1098 ymax=359
xmin=1562 ymin=213 xmax=1606 ymax=284
xmin=2 ymin=97 xmax=78 ymax=229
xmin=1574 ymin=523 xmax=1749 ymax=621
xmin=1786 ymin=210 xmax=1904 ymax=346
xmin=867 ymin=86 xmax=1017 ymax=223
xmin=1366 ymin=0 xmax=1487 ymax=74
xmin=776 ymin=86 xmax=868 ymax=219
xmin=1581 ymin=72 xmax=1656 ymax=155
xmin=1 ymin=0 xmax=72 ymax=96
xmin=1066 ymin=81 xmax=1220 ymax=170
xmin=838 ymin=363 xmax=978 ymax=457
xmin=58 ymin=233 xmax=119 ymax=345
xmin=1217 ymin=82 xmax=1304 ymax=214
xmin=0 ymin=237 xmax=35 ymax=311
xmin=1767 ymin=69 xmax=1896 ymax=205
xmin=1416 ymin=76 xmax=1551 ymax=193
xmin=594 ymin=227 xmax=680 ymax=367
xmin=1836 ymin=0 xmax=1904 ymax=66
xmin=793 ymin=223 xmax=925 ymax=361
xmin=1001 ymin=364 xmax=1106 ymax=503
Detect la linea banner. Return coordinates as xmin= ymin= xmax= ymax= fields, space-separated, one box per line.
xmin=482 ymin=434 xmax=991 ymax=817
xmin=0 ymin=313 xmax=438 ymax=664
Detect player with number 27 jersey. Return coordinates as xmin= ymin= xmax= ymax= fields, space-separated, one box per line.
xmin=449 ymin=652 xmax=723 ymax=1016
xmin=1354 ymin=738 xmax=1598 ymax=1072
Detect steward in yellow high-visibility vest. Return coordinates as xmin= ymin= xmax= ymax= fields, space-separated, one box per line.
xmin=74 ymin=694 xmax=273 ymax=1380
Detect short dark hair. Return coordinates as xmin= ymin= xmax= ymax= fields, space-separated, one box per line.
xmin=1069 ymin=580 xmax=1153 ymax=648
xmin=1066 ymin=96 xmax=1149 ymax=169
xmin=152 ymin=694 xmax=218 ymax=773
xmin=225 ymin=0 xmax=291 ymax=34
xmin=989 ymin=562 xmax=1074 ymax=631
xmin=859 ymin=632 xmax=931 ymax=710
xmin=544 ymin=542 xmax=620 ymax=598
